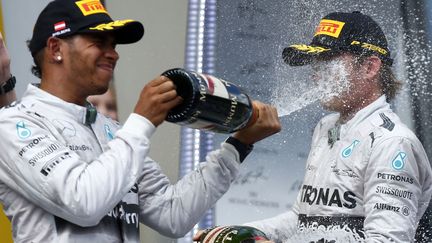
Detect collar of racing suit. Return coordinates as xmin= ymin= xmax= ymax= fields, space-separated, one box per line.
xmin=24 ymin=84 xmax=96 ymax=125
xmin=337 ymin=95 xmax=389 ymax=137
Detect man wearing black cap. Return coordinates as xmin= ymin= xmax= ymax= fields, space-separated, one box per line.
xmin=0 ymin=0 xmax=281 ymax=242
xmin=243 ymin=11 xmax=432 ymax=242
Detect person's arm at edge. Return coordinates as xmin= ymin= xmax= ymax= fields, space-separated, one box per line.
xmin=0 ymin=32 xmax=16 ymax=107
xmin=244 ymin=210 xmax=298 ymax=243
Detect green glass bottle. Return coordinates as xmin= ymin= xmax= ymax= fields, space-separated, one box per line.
xmin=162 ymin=68 xmax=258 ymax=134
xmin=197 ymin=225 xmax=269 ymax=243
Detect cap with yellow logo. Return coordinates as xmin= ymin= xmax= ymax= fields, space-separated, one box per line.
xmin=282 ymin=11 xmax=393 ymax=66
xmin=29 ymin=0 xmax=144 ymax=57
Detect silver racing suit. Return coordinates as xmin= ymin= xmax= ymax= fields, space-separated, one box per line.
xmin=246 ymin=96 xmax=432 ymax=243
xmin=0 ymin=84 xmax=244 ymax=242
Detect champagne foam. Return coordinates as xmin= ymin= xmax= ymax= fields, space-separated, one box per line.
xmin=284 ymin=224 xmax=365 ymax=243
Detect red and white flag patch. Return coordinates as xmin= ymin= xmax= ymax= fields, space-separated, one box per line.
xmin=54 ymin=21 xmax=66 ymax=31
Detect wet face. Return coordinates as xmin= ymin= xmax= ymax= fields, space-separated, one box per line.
xmin=63 ymin=33 xmax=119 ymax=97
xmin=311 ymin=53 xmax=369 ymax=113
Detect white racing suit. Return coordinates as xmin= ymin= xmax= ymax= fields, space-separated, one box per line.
xmin=247 ymin=96 xmax=432 ymax=242
xmin=0 ymin=84 xmax=244 ymax=242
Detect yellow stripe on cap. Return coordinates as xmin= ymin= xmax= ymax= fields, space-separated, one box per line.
xmin=89 ymin=20 xmax=135 ymax=31
xmin=76 ymin=0 xmax=107 ymax=16
xmin=290 ymin=44 xmax=330 ymax=53
xmin=350 ymin=40 xmax=388 ymax=55
xmin=314 ymin=19 xmax=345 ymax=38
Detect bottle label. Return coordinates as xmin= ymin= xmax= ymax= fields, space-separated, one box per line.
xmin=163 ymin=68 xmax=254 ymax=133
xmin=200 ymin=226 xmax=269 ymax=243
xmin=201 ymin=226 xmax=225 ymax=243
xmin=184 ymin=118 xmax=215 ymax=130
xmin=198 ymin=73 xmax=230 ymax=100
xmin=198 ymin=74 xmax=243 ymax=128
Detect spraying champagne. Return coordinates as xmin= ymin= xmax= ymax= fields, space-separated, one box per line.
xmin=162 ymin=68 xmax=259 ymax=133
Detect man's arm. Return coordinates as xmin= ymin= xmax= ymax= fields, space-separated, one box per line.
xmin=0 ymin=32 xmax=16 ymax=107
xmin=363 ymin=137 xmax=432 ymax=242
xmin=0 ymin=76 xmax=181 ymax=227
xmin=0 ymin=111 xmax=155 ymax=227
xmin=244 ymin=210 xmax=298 ymax=243
xmin=137 ymin=102 xmax=281 ymax=237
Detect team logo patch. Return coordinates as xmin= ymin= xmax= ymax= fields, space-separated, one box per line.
xmin=104 ymin=124 xmax=114 ymax=140
xmin=402 ymin=206 xmax=410 ymax=216
xmin=41 ymin=152 xmax=72 ymax=176
xmin=392 ymin=152 xmax=406 ymax=170
xmin=54 ymin=21 xmax=66 ymax=32
xmin=341 ymin=140 xmax=360 ymax=158
xmin=75 ymin=0 xmax=107 ymax=16
xmin=52 ymin=119 xmax=76 ymax=137
xmin=16 ymin=121 xmax=31 ymax=139
xmin=314 ymin=19 xmax=345 ymax=38
xmin=379 ymin=113 xmax=395 ymax=131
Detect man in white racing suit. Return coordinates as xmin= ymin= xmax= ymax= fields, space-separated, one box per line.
xmin=244 ymin=11 xmax=432 ymax=242
xmin=0 ymin=0 xmax=281 ymax=242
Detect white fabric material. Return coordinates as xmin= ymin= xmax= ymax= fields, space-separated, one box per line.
xmin=0 ymin=84 xmax=242 ymax=242
xmin=247 ymin=96 xmax=432 ymax=243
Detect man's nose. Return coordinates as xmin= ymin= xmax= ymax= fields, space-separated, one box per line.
xmin=106 ymin=47 xmax=119 ymax=61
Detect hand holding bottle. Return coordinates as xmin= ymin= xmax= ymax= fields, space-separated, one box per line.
xmin=233 ymin=101 xmax=281 ymax=145
xmin=134 ymin=76 xmax=183 ymax=126
xmin=162 ymin=68 xmax=274 ymax=134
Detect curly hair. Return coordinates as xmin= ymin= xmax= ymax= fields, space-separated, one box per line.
xmin=27 ymin=39 xmax=43 ymax=78
xmin=30 ymin=51 xmax=44 ymax=79
xmin=379 ymin=64 xmax=402 ymax=102
xmin=355 ymin=54 xmax=402 ymax=102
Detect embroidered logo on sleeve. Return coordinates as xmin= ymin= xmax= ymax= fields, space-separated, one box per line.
xmin=341 ymin=140 xmax=360 ymax=158
xmin=16 ymin=121 xmax=32 ymax=139
xmin=391 ymin=151 xmax=406 ymax=170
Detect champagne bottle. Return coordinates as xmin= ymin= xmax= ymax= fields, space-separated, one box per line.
xmin=197 ymin=225 xmax=270 ymax=243
xmin=162 ymin=68 xmax=258 ymax=134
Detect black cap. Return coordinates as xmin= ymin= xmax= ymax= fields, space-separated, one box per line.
xmin=29 ymin=0 xmax=144 ymax=57
xmin=283 ymin=11 xmax=393 ymax=66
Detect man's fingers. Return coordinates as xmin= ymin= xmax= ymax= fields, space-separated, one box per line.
xmin=0 ymin=32 xmax=5 ymax=49
xmin=192 ymin=230 xmax=205 ymax=241
xmin=149 ymin=75 xmax=175 ymax=88
xmin=157 ymin=80 xmax=177 ymax=94
xmin=0 ymin=32 xmax=9 ymax=58
xmin=163 ymin=96 xmax=183 ymax=109
xmin=158 ymin=89 xmax=180 ymax=103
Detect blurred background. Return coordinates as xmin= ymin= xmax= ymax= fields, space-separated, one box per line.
xmin=1 ymin=0 xmax=432 ymax=242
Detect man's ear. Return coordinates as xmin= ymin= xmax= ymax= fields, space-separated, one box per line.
xmin=364 ymin=55 xmax=382 ymax=80
xmin=46 ymin=37 xmax=63 ymax=63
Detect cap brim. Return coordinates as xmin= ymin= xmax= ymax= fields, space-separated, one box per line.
xmin=83 ymin=19 xmax=144 ymax=44
xmin=282 ymin=44 xmax=335 ymax=66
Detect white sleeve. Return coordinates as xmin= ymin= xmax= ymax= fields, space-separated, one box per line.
xmin=363 ymin=137 xmax=432 ymax=243
xmin=244 ymin=209 xmax=298 ymax=243
xmin=137 ymin=142 xmax=241 ymax=238
xmin=0 ymin=112 xmax=154 ymax=227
